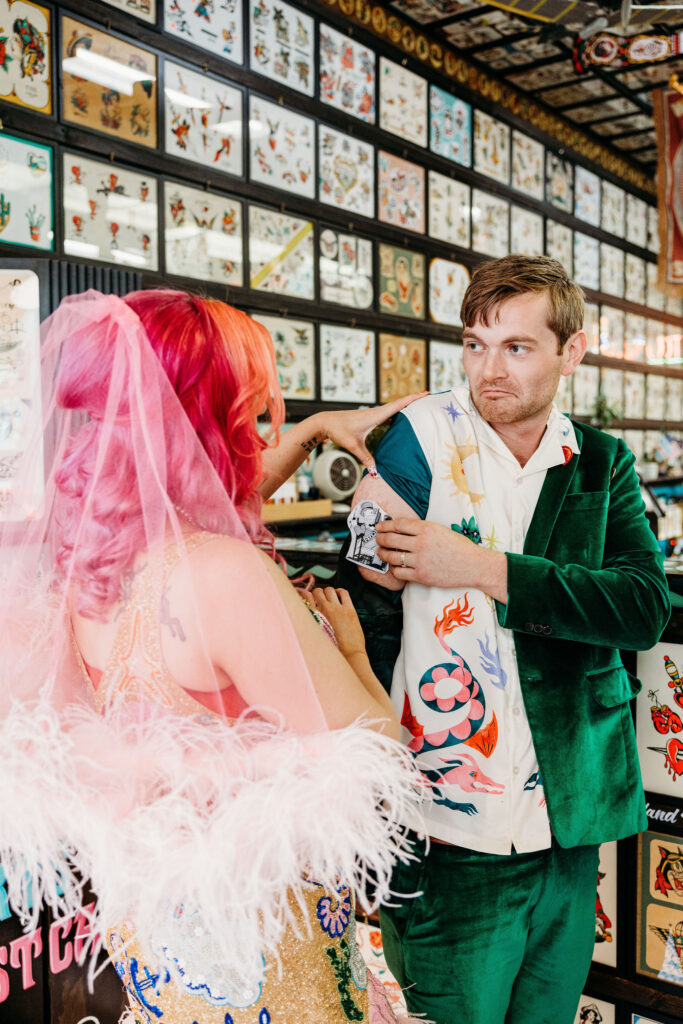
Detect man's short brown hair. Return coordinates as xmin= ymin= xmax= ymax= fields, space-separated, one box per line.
xmin=460 ymin=255 xmax=585 ymax=350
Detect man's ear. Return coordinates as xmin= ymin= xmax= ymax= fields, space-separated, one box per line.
xmin=561 ymin=329 xmax=587 ymax=376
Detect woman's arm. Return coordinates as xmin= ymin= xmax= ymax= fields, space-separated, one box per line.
xmin=258 ymin=395 xmax=426 ymax=501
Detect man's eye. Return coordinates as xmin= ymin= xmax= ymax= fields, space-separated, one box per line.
xmin=509 ymin=345 xmax=527 ymax=354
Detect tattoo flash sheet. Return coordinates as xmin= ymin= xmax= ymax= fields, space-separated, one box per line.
xmin=625 ymin=254 xmax=646 ymax=305
xmin=378 ymin=56 xmax=427 ymax=147
xmin=318 ymin=126 xmax=374 ymax=218
xmin=379 ymin=243 xmax=425 ymax=320
xmin=600 ymin=244 xmax=624 ymax=298
xmin=546 ymin=152 xmax=573 ymax=212
xmin=572 ymin=995 xmax=615 ymax=1024
xmin=472 ymin=189 xmax=509 ymax=258
xmin=249 ymin=95 xmax=314 ymax=199
xmin=164 ymin=60 xmax=243 ymax=178
xmin=164 ymin=181 xmax=242 ymax=285
xmin=378 ymin=151 xmax=425 ymax=234
xmin=510 ymin=206 xmax=543 ymax=257
xmin=573 ymin=233 xmax=600 ymax=290
xmin=347 ymin=500 xmax=391 ymax=574
xmin=62 ymin=17 xmax=157 ymax=148
xmin=320 ymin=325 xmax=376 ymax=404
xmin=0 ymin=132 xmax=52 ymax=250
xmin=0 ymin=0 xmax=51 ymax=113
xmin=473 ymin=110 xmax=510 ymax=185
xmin=637 ymin=828 xmax=683 ymax=987
xmin=545 ymin=221 xmax=573 ymax=276
xmin=574 ymin=166 xmax=601 ymax=227
xmin=429 ymin=259 xmax=469 ymax=326
xmin=511 ymin=130 xmax=544 ymax=200
xmin=626 ymin=194 xmax=648 ymax=248
xmin=63 ymin=153 xmax=158 ymax=270
xmin=252 ymin=314 xmax=315 ymax=400
xmin=164 ymin=0 xmax=243 ymax=65
xmin=0 ymin=271 xmax=43 ymax=521
xmin=319 ymin=228 xmax=373 ymax=309
xmin=428 ymin=171 xmax=470 ymax=249
xmin=250 ymin=0 xmax=314 ymax=96
xmin=601 ymin=180 xmax=625 ymax=238
xmin=429 ymin=86 xmax=471 ymax=167
xmin=379 ymin=334 xmax=426 ymax=402
xmin=248 ymin=204 xmax=314 ymax=299
xmin=319 ymin=23 xmax=375 ymax=123
xmin=429 ymin=340 xmax=467 ymax=393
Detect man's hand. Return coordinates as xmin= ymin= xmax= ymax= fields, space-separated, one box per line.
xmin=375 ymin=518 xmax=509 ymax=603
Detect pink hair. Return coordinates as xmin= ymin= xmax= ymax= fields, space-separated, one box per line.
xmin=54 ymin=290 xmax=284 ymax=618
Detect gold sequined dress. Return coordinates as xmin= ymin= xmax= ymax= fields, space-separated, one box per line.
xmin=72 ymin=534 xmax=400 ymax=1024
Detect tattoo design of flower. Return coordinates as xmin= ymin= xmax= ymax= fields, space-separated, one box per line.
xmin=316 ymin=886 xmax=352 ymax=936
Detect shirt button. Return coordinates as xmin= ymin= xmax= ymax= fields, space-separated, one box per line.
xmin=513 ymin=707 xmax=521 ymax=717
xmin=513 ymin=766 xmax=520 ymax=775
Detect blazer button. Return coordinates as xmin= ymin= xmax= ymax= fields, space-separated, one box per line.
xmin=524 ymin=621 xmax=534 ymax=632
xmin=542 ymin=625 xmax=552 ymax=635
xmin=533 ymin=624 xmax=544 ymax=633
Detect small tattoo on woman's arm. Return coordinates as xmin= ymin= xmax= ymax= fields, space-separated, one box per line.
xmin=301 ymin=436 xmax=321 ymax=454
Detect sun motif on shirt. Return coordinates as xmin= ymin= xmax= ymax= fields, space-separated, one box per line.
xmin=440 ymin=438 xmax=484 ymax=504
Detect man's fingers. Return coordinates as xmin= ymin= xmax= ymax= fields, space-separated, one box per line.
xmin=376 ymin=531 xmax=417 ymax=551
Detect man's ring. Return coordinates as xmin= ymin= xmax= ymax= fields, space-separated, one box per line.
xmin=400 ymin=551 xmax=406 ymax=568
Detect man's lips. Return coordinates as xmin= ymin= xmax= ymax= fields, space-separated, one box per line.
xmin=479 ymin=387 xmax=514 ymax=396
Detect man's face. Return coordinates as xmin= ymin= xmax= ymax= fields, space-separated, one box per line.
xmin=462 ymin=292 xmax=584 ymax=427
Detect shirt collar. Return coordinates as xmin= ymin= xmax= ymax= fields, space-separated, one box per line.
xmin=459 ymin=387 xmax=579 ymax=474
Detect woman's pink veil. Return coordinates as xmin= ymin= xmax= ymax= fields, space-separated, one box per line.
xmin=0 ymin=289 xmax=417 ymax=988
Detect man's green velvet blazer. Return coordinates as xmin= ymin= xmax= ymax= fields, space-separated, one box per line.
xmin=336 ymin=421 xmax=671 ymax=849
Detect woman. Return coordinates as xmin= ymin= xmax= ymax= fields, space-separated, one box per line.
xmin=0 ymin=288 xmax=423 ymax=1023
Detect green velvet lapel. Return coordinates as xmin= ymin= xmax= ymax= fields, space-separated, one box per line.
xmin=523 ymin=422 xmax=583 ymax=559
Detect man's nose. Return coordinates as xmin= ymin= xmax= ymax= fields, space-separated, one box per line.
xmin=481 ymin=348 xmax=507 ymax=380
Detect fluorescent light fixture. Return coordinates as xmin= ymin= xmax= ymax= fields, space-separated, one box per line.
xmin=62 ymin=47 xmax=156 ymax=96
xmin=64 ymin=239 xmax=100 ymax=259
xmin=164 ymin=87 xmax=211 ymax=110
xmin=209 ymin=118 xmax=265 ymax=137
xmin=112 ymin=249 xmax=149 ymax=267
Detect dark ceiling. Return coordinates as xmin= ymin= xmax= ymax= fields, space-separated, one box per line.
xmin=388 ymin=0 xmax=683 ymax=177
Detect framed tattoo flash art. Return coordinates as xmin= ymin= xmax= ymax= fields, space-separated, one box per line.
xmin=250 ymin=0 xmax=314 ymax=96
xmin=624 ymin=370 xmax=646 ymax=419
xmin=378 ymin=243 xmax=425 ymax=320
xmin=646 ymin=373 xmax=667 ymax=421
xmin=647 ymin=262 xmax=666 ymax=311
xmin=378 ymin=56 xmax=427 ymax=148
xmin=318 ymin=126 xmax=374 ymax=218
xmin=624 ymin=314 xmax=647 ymax=361
xmin=319 ymin=23 xmax=375 ymax=123
xmin=164 ymin=60 xmax=243 ymax=178
xmin=252 ymin=314 xmax=315 ymax=401
xmin=636 ymin=643 xmax=683 ymax=796
xmin=164 ymin=0 xmax=242 ymax=65
xmin=378 ymin=151 xmax=425 ymax=234
xmin=248 ymin=204 xmax=314 ymax=299
xmin=600 ymin=368 xmax=624 ymax=418
xmin=63 ymin=153 xmax=158 ymax=269
xmin=510 ymin=206 xmax=543 ymax=257
xmin=601 ymin=181 xmax=625 ymax=238
xmin=249 ymin=95 xmax=314 ymax=199
xmin=472 ymin=190 xmax=509 ymax=258
xmin=648 ymin=204 xmax=660 ymax=254
xmin=0 ymin=132 xmax=52 ymax=250
xmin=626 ymin=254 xmax=647 ymax=306
xmin=626 ymin=194 xmax=648 ymax=248
xmin=573 ymin=233 xmax=600 ymax=291
xmin=61 ymin=17 xmax=157 ymax=148
xmin=320 ymin=325 xmax=376 ymax=404
xmin=428 ymin=171 xmax=470 ymax=249
xmin=164 ymin=181 xmax=242 ymax=285
xmin=429 ymin=258 xmax=469 ymax=327
xmin=98 ymin=0 xmax=156 ymax=21
xmin=637 ymin=828 xmax=683 ymax=987
xmin=574 ymin=166 xmax=601 ymax=226
xmin=319 ymin=227 xmax=373 ymax=309
xmin=473 ymin=111 xmax=510 ymax=185
xmin=379 ymin=334 xmax=426 ymax=402
xmin=429 ymin=86 xmax=471 ymax=167
xmin=429 ymin=340 xmax=467 ymax=393
xmin=545 ymin=221 xmax=573 ymax=276
xmin=584 ymin=302 xmax=600 ymax=354
xmin=571 ymin=363 xmax=600 ymax=416
xmin=0 ymin=271 xmax=43 ymax=521
xmin=546 ymin=152 xmax=573 ymax=213
xmin=599 ymin=306 xmax=624 ymax=359
xmin=600 ymin=244 xmax=624 ymax=298
xmin=511 ymin=131 xmax=544 ymax=200
xmin=0 ymin=0 xmax=51 ymax=113
xmin=556 ymin=372 xmax=572 ymax=415
xmin=573 ymin=995 xmax=616 ymax=1024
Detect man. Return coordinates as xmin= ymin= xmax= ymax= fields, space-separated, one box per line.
xmin=338 ymin=256 xmax=670 ymax=1024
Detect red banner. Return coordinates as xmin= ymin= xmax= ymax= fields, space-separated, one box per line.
xmin=654 ymin=87 xmax=683 ymax=296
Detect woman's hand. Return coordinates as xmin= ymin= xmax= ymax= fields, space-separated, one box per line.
xmin=311 ymin=587 xmax=367 ymax=660
xmin=315 ymin=393 xmax=427 ymax=475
